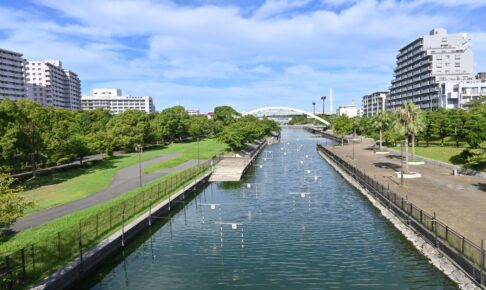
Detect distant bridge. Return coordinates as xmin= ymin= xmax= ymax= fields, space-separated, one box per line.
xmin=243 ymin=106 xmax=330 ymax=127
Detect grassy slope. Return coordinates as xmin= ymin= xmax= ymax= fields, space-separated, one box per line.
xmin=144 ymin=139 xmax=228 ymax=173
xmin=21 ymin=139 xmax=227 ymax=214
xmin=1 ymin=168 xmax=209 ymax=254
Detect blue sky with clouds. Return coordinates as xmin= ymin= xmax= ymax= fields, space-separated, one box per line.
xmin=1 ymin=0 xmax=485 ymax=112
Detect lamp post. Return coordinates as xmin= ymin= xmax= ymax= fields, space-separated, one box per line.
xmin=197 ymin=137 xmax=200 ymax=165
xmin=137 ymin=144 xmax=143 ymax=187
xmin=321 ymin=96 xmax=326 ymax=115
xmin=400 ymin=140 xmax=404 ymax=185
xmin=312 ymin=102 xmax=316 ymax=115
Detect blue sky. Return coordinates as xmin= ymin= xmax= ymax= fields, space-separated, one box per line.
xmin=1 ymin=0 xmax=486 ymax=112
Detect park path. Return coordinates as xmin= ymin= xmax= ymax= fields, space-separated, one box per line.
xmin=12 ymin=153 xmax=202 ymax=232
xmin=327 ymin=138 xmax=486 ymax=245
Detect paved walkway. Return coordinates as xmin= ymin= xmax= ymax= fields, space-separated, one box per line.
xmin=12 ymin=154 xmax=201 ymax=232
xmin=327 ymin=139 xmax=486 ymax=245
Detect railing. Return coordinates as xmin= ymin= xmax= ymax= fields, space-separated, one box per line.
xmin=0 ymin=158 xmax=216 ymax=289
xmin=317 ymin=144 xmax=486 ymax=288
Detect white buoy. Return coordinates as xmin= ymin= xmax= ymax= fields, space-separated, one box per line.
xmin=259 ymin=165 xmax=263 ymax=168
xmin=247 ymin=183 xmax=251 ymax=188
xmin=211 ymin=204 xmax=216 ymax=210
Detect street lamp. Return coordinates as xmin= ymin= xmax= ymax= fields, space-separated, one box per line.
xmin=137 ymin=144 xmax=143 ymax=187
xmin=321 ymin=96 xmax=326 ymax=115
xmin=312 ymin=102 xmax=316 ymax=115
xmin=197 ymin=137 xmax=200 ymax=165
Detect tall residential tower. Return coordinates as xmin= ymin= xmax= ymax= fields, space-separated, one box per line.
xmin=25 ymin=60 xmax=81 ymax=110
xmin=387 ymin=28 xmax=475 ymax=111
xmin=0 ymin=48 xmax=26 ymax=100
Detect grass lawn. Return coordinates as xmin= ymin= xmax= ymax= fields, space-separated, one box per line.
xmin=391 ymin=145 xmax=466 ymax=165
xmin=0 ymin=167 xmax=209 ymax=255
xmin=21 ymin=139 xmax=227 ymax=214
xmin=143 ymin=139 xmax=228 ymax=173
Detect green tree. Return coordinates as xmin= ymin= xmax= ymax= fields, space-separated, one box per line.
xmin=333 ymin=115 xmax=353 ymax=146
xmin=151 ymin=106 xmax=189 ymax=142
xmin=464 ymin=105 xmax=486 ymax=148
xmin=420 ymin=110 xmax=435 ymax=147
xmin=466 ymin=141 xmax=486 ymax=170
xmin=372 ymin=111 xmax=390 ymax=151
xmin=399 ymin=102 xmax=413 ymax=173
xmin=107 ymin=110 xmax=151 ymax=152
xmin=188 ymin=115 xmax=213 ymax=138
xmin=214 ymin=105 xmax=240 ymax=125
xmin=434 ymin=108 xmax=449 ymax=146
xmin=407 ymin=103 xmax=423 ymax=161
xmin=0 ymin=174 xmax=29 ymax=230
xmin=448 ymin=109 xmax=468 ymax=148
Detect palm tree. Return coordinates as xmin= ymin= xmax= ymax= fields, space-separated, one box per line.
xmin=407 ymin=103 xmax=424 ymax=161
xmin=372 ymin=111 xmax=389 ymax=151
xmin=399 ymin=102 xmax=413 ymax=173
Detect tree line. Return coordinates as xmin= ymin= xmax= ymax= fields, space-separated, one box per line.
xmin=331 ymin=103 xmax=486 ymax=170
xmin=0 ymin=100 xmax=279 ymax=175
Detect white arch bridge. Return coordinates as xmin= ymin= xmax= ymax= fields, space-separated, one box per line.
xmin=243 ymin=106 xmax=330 ymax=127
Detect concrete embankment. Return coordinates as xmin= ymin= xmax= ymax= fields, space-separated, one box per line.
xmin=317 ymin=145 xmax=484 ymax=290
xmin=33 ymin=172 xmax=211 ymax=290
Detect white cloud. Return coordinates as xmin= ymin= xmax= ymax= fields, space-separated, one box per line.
xmin=0 ymin=0 xmax=484 ymax=111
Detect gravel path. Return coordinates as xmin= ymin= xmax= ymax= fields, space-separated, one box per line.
xmin=12 ymin=153 xmax=201 ymax=232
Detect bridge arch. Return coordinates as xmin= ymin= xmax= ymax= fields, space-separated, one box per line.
xmin=243 ymin=106 xmax=330 ymax=127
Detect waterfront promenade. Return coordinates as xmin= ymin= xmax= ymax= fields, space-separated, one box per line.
xmin=327 ymin=138 xmax=486 ymax=245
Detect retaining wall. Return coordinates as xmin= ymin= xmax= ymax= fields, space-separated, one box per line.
xmin=33 ymin=172 xmax=211 ymax=290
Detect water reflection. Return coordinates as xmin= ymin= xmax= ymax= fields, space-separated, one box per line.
xmin=83 ymin=128 xmax=456 ymax=290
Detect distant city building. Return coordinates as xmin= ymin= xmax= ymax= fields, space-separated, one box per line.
xmin=362 ymin=91 xmax=388 ymax=117
xmin=25 ymin=60 xmax=81 ymax=110
xmin=187 ymin=109 xmax=200 ymax=116
xmin=388 ymin=28 xmax=475 ymax=111
xmin=81 ymin=88 xmax=156 ymax=114
xmin=0 ymin=48 xmax=26 ymax=100
xmin=439 ymin=80 xmax=486 ymax=109
xmin=337 ymin=100 xmax=360 ymax=117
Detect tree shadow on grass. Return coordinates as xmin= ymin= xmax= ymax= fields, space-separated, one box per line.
xmin=449 ymin=153 xmax=466 ymax=165
xmin=22 ymin=156 xmax=126 ymax=191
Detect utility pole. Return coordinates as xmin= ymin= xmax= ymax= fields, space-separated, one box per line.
xmin=312 ymin=102 xmax=316 ymax=115
xmin=321 ymin=96 xmax=326 ymax=115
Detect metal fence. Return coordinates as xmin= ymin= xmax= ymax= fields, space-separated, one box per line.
xmin=317 ymin=144 xmax=486 ymax=288
xmin=0 ymin=159 xmax=214 ymax=289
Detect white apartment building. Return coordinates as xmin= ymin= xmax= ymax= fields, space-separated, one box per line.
xmin=187 ymin=109 xmax=200 ymax=116
xmin=439 ymin=80 xmax=486 ymax=109
xmin=362 ymin=91 xmax=388 ymax=117
xmin=81 ymin=88 xmax=156 ymax=114
xmin=0 ymin=48 xmax=26 ymax=100
xmin=337 ymin=100 xmax=360 ymax=117
xmin=25 ymin=60 xmax=81 ymax=110
xmin=388 ymin=28 xmax=475 ymax=111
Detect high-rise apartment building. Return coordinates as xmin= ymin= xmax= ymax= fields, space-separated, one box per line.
xmin=362 ymin=91 xmax=388 ymax=117
xmin=81 ymin=88 xmax=156 ymax=114
xmin=387 ymin=28 xmax=475 ymax=111
xmin=0 ymin=48 xmax=26 ymax=100
xmin=25 ymin=60 xmax=81 ymax=110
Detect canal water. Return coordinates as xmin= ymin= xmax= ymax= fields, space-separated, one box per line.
xmin=82 ymin=128 xmax=456 ymax=289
